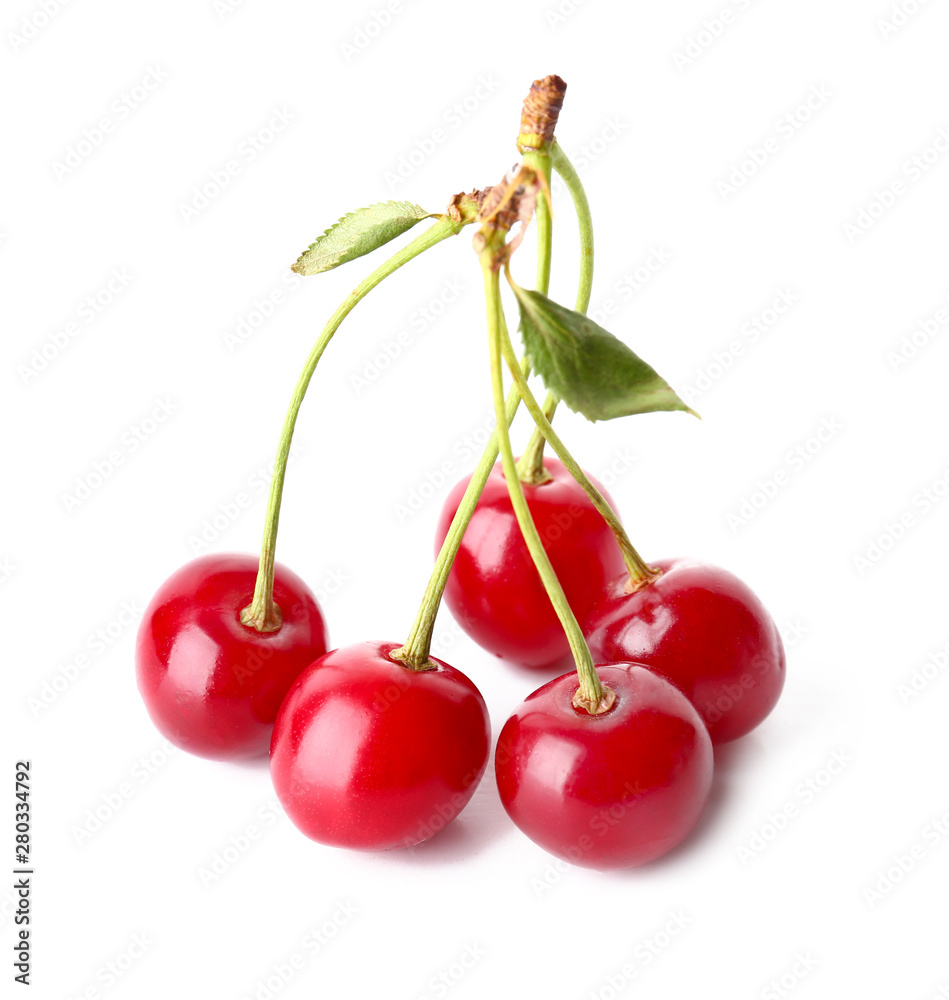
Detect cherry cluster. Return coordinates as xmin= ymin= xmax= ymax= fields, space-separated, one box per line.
xmin=136 ymin=76 xmax=784 ymax=870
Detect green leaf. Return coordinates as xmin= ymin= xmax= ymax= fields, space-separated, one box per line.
xmin=510 ymin=284 xmax=697 ymax=422
xmin=292 ymin=202 xmax=434 ymax=275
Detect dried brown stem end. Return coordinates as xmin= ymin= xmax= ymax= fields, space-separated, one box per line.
xmin=478 ymin=175 xmax=530 ymax=234
xmin=474 ymin=170 xmax=539 ymax=267
xmin=518 ymin=75 xmax=567 ymax=151
xmin=447 ymin=188 xmax=492 ymax=225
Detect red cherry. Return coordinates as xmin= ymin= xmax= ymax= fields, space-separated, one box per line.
xmin=583 ymin=558 xmax=785 ymax=743
xmin=136 ymin=554 xmax=328 ymax=761
xmin=270 ymin=641 xmax=490 ymax=850
xmin=495 ymin=663 xmax=713 ymax=869
xmin=436 ymin=457 xmax=626 ymax=671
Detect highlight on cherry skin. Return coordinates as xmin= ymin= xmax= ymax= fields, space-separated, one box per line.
xmin=269 ymin=641 xmax=491 ymax=851
xmin=436 ymin=457 xmax=626 ymax=671
xmin=583 ymin=558 xmax=786 ymax=743
xmin=495 ymin=663 xmax=714 ymax=869
xmin=135 ymin=554 xmax=328 ymax=760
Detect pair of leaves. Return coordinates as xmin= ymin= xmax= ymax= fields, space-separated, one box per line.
xmin=292 ymin=201 xmax=434 ymax=275
xmin=510 ymin=283 xmax=697 ymax=423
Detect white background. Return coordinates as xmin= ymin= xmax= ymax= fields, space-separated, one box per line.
xmin=3 ymin=0 xmax=949 ymax=997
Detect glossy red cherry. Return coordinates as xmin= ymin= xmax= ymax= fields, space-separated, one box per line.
xmin=270 ymin=641 xmax=490 ymax=851
xmin=136 ymin=554 xmax=328 ymax=761
xmin=495 ymin=663 xmax=713 ymax=869
xmin=436 ymin=457 xmax=625 ymax=671
xmin=583 ymin=558 xmax=785 ymax=743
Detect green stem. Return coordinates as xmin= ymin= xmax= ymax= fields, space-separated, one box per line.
xmin=515 ymin=390 xmax=557 ymax=486
xmin=389 ymin=359 xmax=529 ymax=669
xmin=497 ymin=282 xmax=660 ymax=592
xmin=524 ymin=150 xmax=553 ymax=297
xmin=515 ymin=148 xmax=555 ymax=487
xmin=552 ymin=140 xmax=595 ymax=315
xmin=517 ymin=141 xmax=594 ymax=481
xmin=481 ymin=242 xmax=612 ymax=715
xmin=393 ymin=153 xmax=558 ymax=668
xmin=240 ymin=214 xmax=466 ymax=632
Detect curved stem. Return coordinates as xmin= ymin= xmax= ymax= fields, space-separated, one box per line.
xmin=497 ymin=284 xmax=660 ymax=592
xmin=390 ymin=358 xmax=529 ymax=669
xmin=518 ymin=141 xmax=595 ymax=481
xmin=552 ymin=140 xmax=595 ymax=315
xmin=241 ymin=214 xmax=465 ymax=632
xmin=481 ymin=244 xmax=611 ymax=715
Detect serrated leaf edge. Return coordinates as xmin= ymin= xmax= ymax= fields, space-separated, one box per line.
xmin=291 ymin=201 xmax=435 ymax=275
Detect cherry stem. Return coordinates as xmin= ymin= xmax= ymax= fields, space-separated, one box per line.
xmin=517 ymin=140 xmax=595 ymax=484
xmin=481 ymin=235 xmax=611 ymax=715
xmin=390 ymin=359 xmax=529 ymax=670
xmin=393 ymin=146 xmax=559 ymax=669
xmin=527 ymin=149 xmax=553 ymax=296
xmin=240 ymin=214 xmax=470 ymax=633
xmin=515 ymin=147 xmax=554 ymax=487
xmin=552 ymin=140 xmax=595 ymax=314
xmin=393 ymin=78 xmax=568 ymax=666
xmin=497 ymin=278 xmax=660 ymax=592
xmin=514 ymin=389 xmax=556 ymax=486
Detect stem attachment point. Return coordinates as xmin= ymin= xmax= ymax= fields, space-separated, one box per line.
xmin=624 ymin=566 xmax=662 ymax=595
xmin=240 ymin=598 xmax=283 ymax=633
xmin=572 ymin=682 xmax=616 ymax=716
xmin=388 ymin=646 xmax=437 ymax=672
